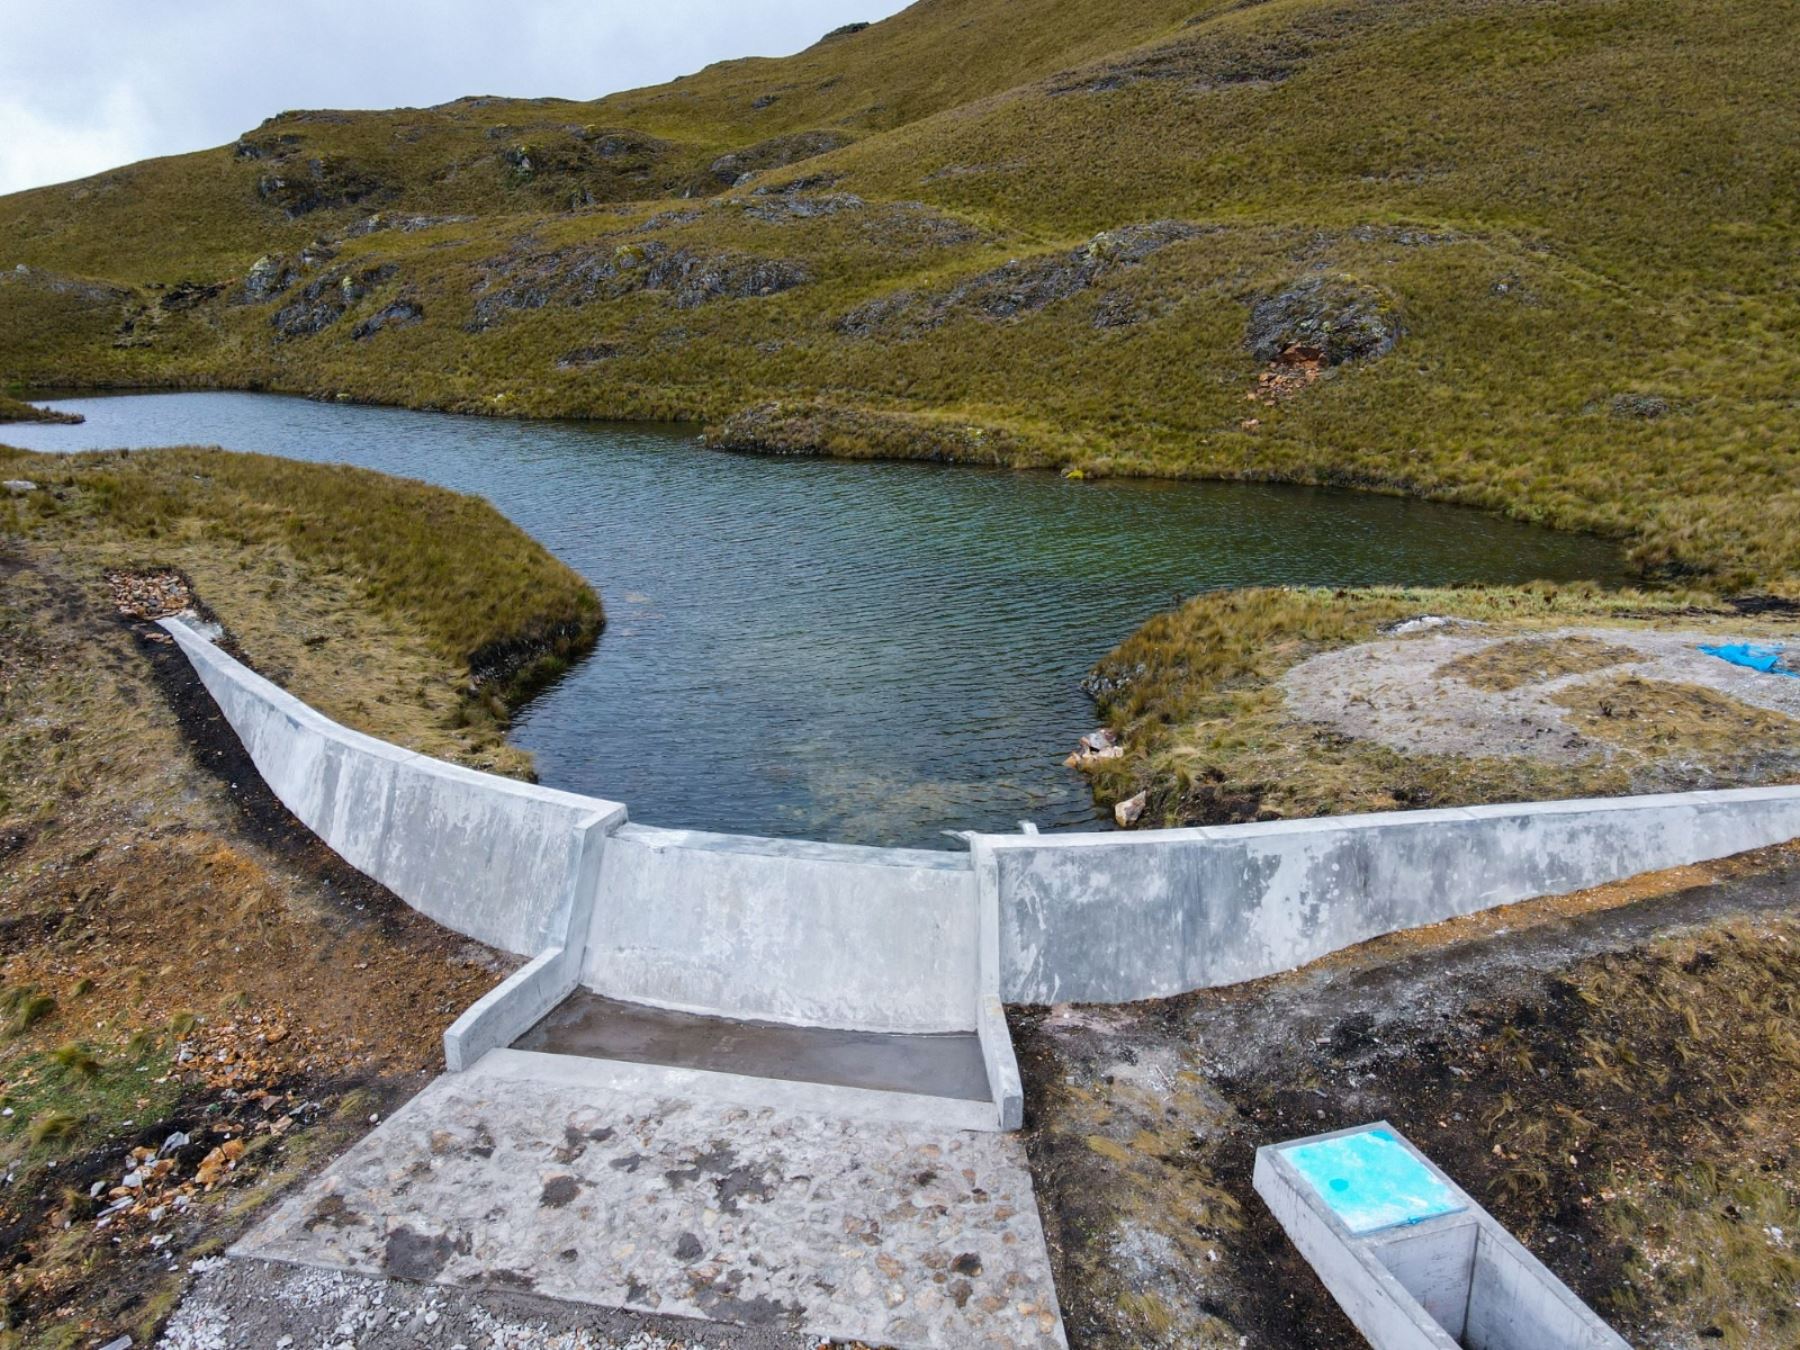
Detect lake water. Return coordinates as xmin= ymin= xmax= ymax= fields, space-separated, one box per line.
xmin=7 ymin=392 xmax=1627 ymax=846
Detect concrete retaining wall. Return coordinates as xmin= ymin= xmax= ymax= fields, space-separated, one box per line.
xmin=165 ymin=617 xmax=1800 ymax=1025
xmin=162 ymin=618 xmax=625 ymax=957
xmin=581 ymin=824 xmax=979 ymax=1033
xmin=988 ymin=787 xmax=1800 ymax=1004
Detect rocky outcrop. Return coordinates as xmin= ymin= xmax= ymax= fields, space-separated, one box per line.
xmin=351 ymin=300 xmax=424 ymax=340
xmin=236 ymin=255 xmax=298 ymax=304
xmin=498 ymin=126 xmax=669 ymax=206
xmin=256 ymin=156 xmax=391 ymax=218
xmin=1051 ymin=31 xmax=1307 ymax=96
xmin=706 ymin=131 xmax=854 ymax=189
xmin=838 ymin=221 xmax=1200 ymax=337
xmin=1610 ymin=393 xmax=1672 ymax=420
xmin=733 ymin=192 xmax=867 ymax=223
xmin=156 ymin=280 xmax=226 ymax=313
xmin=233 ymin=132 xmax=302 ymax=161
xmin=469 ymin=241 xmax=809 ymax=328
xmin=1244 ymin=274 xmax=1402 ymax=365
xmin=272 ymin=265 xmax=399 ymax=339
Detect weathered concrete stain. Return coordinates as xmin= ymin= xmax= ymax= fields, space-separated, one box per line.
xmin=235 ymin=1059 xmax=1066 ymax=1348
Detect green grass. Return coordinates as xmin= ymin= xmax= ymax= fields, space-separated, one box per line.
xmin=0 ymin=444 xmax=600 ymax=696
xmin=0 ymin=0 xmax=1794 ymax=587
xmin=0 ymin=393 xmax=80 ymax=425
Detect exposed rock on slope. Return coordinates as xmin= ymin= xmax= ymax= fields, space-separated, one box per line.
xmin=255 ymin=155 xmax=392 ymax=218
xmin=838 ymin=220 xmax=1201 ymax=336
xmin=469 ymin=242 xmax=809 ymax=327
xmin=1244 ymin=274 xmax=1402 ymax=364
xmin=272 ymin=264 xmax=400 ymax=339
xmin=706 ymin=130 xmax=853 ymax=187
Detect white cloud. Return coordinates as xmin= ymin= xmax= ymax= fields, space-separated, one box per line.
xmin=0 ymin=0 xmax=911 ymax=194
xmin=0 ymin=85 xmax=159 ymax=196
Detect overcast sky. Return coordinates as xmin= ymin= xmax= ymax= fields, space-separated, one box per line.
xmin=0 ymin=0 xmax=912 ymax=195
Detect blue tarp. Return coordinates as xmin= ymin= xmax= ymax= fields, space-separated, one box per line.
xmin=1699 ymin=642 xmax=1797 ymax=678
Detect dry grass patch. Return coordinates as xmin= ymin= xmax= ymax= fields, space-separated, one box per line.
xmin=1440 ymin=634 xmax=1639 ymax=693
xmin=1557 ymin=675 xmax=1800 ymax=769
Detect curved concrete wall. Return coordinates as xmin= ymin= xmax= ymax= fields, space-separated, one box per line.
xmin=986 ymin=787 xmax=1800 ymax=1004
xmin=162 ymin=618 xmax=624 ymax=957
xmin=582 ymin=824 xmax=978 ymax=1033
xmin=165 ymin=618 xmax=1800 ymax=1020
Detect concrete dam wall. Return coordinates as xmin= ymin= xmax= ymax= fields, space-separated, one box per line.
xmin=164 ymin=617 xmax=1800 ymax=1019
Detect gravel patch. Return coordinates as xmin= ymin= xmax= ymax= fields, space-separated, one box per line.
xmin=1281 ymin=626 xmax=1800 ymax=762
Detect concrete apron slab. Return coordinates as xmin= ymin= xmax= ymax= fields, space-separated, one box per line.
xmin=233 ymin=1053 xmax=1067 ymax=1349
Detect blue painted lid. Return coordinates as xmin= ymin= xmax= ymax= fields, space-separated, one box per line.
xmin=1281 ymin=1128 xmax=1466 ymax=1234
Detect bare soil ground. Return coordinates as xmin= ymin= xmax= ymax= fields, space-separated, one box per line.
xmin=0 ymin=549 xmax=508 ymax=1345
xmin=1014 ymin=841 xmax=1800 ymax=1349
xmin=1283 ymin=626 xmax=1800 ymax=773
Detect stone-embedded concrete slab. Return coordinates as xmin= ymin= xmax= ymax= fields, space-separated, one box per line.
xmin=1255 ymin=1122 xmax=1628 ymax=1350
xmin=235 ymin=1054 xmax=1066 ymax=1349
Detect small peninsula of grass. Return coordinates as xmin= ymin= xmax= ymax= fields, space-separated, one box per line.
xmin=1 ymin=443 xmax=601 ymax=773
xmin=0 ymin=393 xmax=81 ymax=425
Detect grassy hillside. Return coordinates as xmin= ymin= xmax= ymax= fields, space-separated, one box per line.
xmin=1 ymin=0 xmax=1797 ymax=585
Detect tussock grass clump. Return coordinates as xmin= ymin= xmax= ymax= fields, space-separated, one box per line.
xmin=49 ymin=1042 xmax=102 ymax=1080
xmin=3 ymin=985 xmax=57 ymax=1034
xmin=27 ymin=1111 xmax=78 ymax=1145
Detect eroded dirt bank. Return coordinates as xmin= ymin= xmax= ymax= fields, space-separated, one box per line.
xmin=0 ymin=552 xmax=509 ymax=1342
xmin=1015 ymin=842 xmax=1800 ymax=1349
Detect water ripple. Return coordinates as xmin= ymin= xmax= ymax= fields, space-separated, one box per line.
xmin=10 ymin=392 xmax=1627 ymax=848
